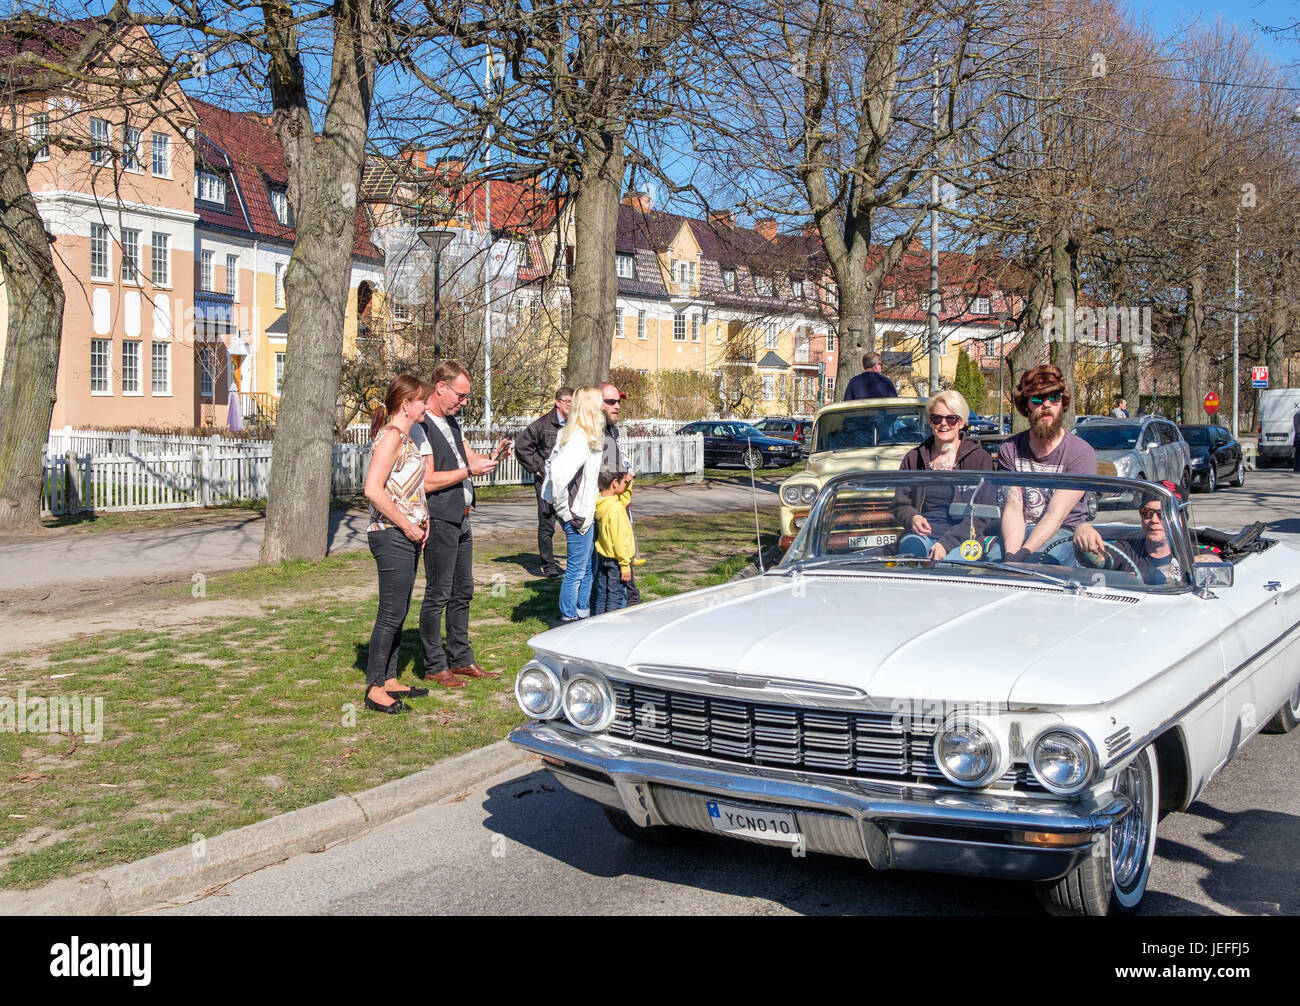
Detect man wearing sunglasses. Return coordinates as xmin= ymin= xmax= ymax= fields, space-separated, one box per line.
xmin=996 ymin=365 xmax=1098 ymax=564
xmin=414 ymin=361 xmax=509 ymax=686
xmin=1073 ymin=493 xmax=1184 ymax=585
xmin=599 ymin=381 xmax=640 ymax=604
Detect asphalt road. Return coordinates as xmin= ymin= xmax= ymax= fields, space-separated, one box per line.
xmin=151 ymin=469 xmax=1300 ymax=916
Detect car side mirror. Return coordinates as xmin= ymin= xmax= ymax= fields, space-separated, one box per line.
xmin=1193 ymin=562 xmax=1234 ymax=597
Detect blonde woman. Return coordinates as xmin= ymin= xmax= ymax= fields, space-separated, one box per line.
xmin=544 ymin=385 xmax=605 ymax=621
xmin=894 ymin=388 xmax=993 ymax=560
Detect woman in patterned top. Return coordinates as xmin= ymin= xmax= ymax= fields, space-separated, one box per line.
xmin=363 ymin=375 xmax=432 ymax=714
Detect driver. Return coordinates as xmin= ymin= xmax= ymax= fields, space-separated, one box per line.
xmin=1074 ymin=493 xmax=1184 ymax=585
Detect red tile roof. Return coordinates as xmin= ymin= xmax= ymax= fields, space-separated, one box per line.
xmin=190 ymin=98 xmax=381 ymax=262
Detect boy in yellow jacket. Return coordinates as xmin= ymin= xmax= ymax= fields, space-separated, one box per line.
xmin=593 ymin=469 xmax=635 ymax=614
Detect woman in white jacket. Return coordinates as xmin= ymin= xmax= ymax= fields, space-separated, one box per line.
xmin=544 ymin=386 xmax=604 ymax=620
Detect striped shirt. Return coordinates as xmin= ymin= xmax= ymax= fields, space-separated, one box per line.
xmin=367 ymin=427 xmax=429 ymax=533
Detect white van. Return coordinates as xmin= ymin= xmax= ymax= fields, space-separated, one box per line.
xmin=1257 ymin=388 xmax=1300 ymax=466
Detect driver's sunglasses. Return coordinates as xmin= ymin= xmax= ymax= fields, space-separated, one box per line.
xmin=1029 ymin=392 xmax=1063 ymax=406
xmin=603 ymin=397 xmax=621 ymax=405
xmin=928 ymin=414 xmax=961 ymax=427
xmin=1138 ymin=506 xmax=1164 ymax=521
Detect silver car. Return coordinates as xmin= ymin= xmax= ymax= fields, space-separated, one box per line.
xmin=1072 ymin=418 xmax=1192 ymax=497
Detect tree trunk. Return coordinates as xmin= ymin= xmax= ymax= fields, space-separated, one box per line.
xmin=1179 ymin=268 xmax=1205 ymax=421
xmin=259 ymin=2 xmax=377 ymax=564
xmin=1121 ymin=342 xmax=1140 ymax=414
xmin=1006 ymin=263 xmax=1051 ymax=434
xmin=0 ymin=135 xmax=65 ymax=530
xmin=564 ymin=128 xmax=625 ymax=388
xmin=1047 ymin=225 xmax=1077 ymax=426
xmin=833 ymin=283 xmax=875 ymax=400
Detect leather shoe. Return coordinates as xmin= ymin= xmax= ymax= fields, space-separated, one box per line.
xmin=422 ymin=669 xmax=467 ymax=688
xmin=365 ymin=694 xmax=405 ymax=714
xmin=450 ymin=662 xmax=500 ymax=679
xmin=388 ymin=686 xmax=429 ymax=699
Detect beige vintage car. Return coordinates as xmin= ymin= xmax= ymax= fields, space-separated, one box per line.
xmin=777 ymin=397 xmax=928 ymax=549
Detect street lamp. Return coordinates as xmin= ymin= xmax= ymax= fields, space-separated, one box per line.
xmin=418 ymin=227 xmax=455 ymax=364
xmin=994 ymin=309 xmax=1010 ymax=430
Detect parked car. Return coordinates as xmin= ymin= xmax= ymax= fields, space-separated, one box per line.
xmin=1256 ymin=388 xmax=1300 ymax=467
xmin=676 ymin=420 xmax=804 ymax=470
xmin=965 ymin=414 xmax=1001 ymax=436
xmin=775 ymin=398 xmax=927 ymax=549
xmin=510 ymin=470 xmax=1300 ymax=916
xmin=1179 ymin=424 xmax=1245 ymax=492
xmin=753 ymin=416 xmax=814 ymax=454
xmin=1071 ymin=417 xmax=1192 ymax=498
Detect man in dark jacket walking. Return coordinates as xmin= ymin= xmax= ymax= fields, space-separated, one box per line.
xmin=514 ymin=387 xmax=572 ymax=576
xmin=843 ymin=352 xmax=899 ymax=400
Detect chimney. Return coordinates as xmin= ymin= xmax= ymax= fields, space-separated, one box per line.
xmin=755 ymin=218 xmax=778 ymax=241
xmin=708 ymin=209 xmax=734 ymax=229
xmin=398 ymin=146 xmax=429 ymax=169
xmin=623 ymin=189 xmax=653 ymax=212
xmin=907 ymin=237 xmax=924 ymax=254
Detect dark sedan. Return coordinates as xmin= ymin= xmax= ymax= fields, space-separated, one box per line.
xmin=1179 ymin=424 xmax=1246 ymax=492
xmin=677 ymin=420 xmax=805 ymax=469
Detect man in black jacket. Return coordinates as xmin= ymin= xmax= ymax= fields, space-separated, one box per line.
xmin=514 ymin=387 xmax=572 ymax=577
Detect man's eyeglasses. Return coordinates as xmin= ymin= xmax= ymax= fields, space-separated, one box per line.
xmin=443 ymin=387 xmax=470 ymax=402
xmin=1029 ymin=392 xmax=1063 ymax=406
xmin=603 ymin=398 xmax=621 ymax=406
xmin=928 ymin=414 xmax=961 ymax=427
xmin=1138 ymin=506 xmax=1164 ymax=521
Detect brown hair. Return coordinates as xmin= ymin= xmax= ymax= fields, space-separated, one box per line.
xmin=1012 ymin=364 xmax=1071 ymax=417
xmin=370 ymin=374 xmax=425 ymax=439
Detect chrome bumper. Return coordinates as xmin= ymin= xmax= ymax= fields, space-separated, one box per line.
xmin=511 ymin=722 xmax=1130 ymax=882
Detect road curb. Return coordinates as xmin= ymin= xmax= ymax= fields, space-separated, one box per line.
xmin=0 ymin=739 xmax=534 ymax=916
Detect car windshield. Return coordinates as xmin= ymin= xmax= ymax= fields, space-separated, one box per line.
xmin=729 ymin=423 xmax=763 ymax=438
xmin=814 ymin=407 xmax=927 ymax=452
xmin=1073 ymin=425 xmax=1140 ymax=450
xmin=780 ymin=470 xmax=1194 ymax=593
xmin=1179 ymin=427 xmax=1213 ymax=446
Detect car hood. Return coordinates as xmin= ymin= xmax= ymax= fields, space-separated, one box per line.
xmin=804 ymin=445 xmax=916 ymax=479
xmin=531 ymin=573 xmax=1153 ymax=708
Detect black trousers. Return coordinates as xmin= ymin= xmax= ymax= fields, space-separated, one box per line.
xmin=366 ymin=528 xmax=421 ymax=688
xmin=534 ymin=478 xmax=561 ymax=574
xmin=419 ymin=513 xmax=475 ymax=674
xmin=593 ymin=554 xmax=627 ymax=614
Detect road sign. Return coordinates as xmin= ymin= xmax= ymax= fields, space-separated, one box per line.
xmin=1252 ymin=365 xmax=1269 ymax=389
xmin=1204 ymin=392 xmax=1220 ymax=416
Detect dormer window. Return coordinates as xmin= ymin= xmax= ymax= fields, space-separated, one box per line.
xmin=269 ymin=187 xmax=292 ymax=226
xmin=722 ymin=269 xmax=736 ymax=292
xmin=755 ymin=275 xmax=774 ymax=297
xmin=790 ymin=278 xmax=804 ymax=300
xmin=197 ymin=169 xmax=226 ymax=205
xmin=972 ymin=295 xmax=990 ymax=315
xmin=882 ymin=289 xmax=896 ymax=309
xmin=616 ymin=253 xmax=635 ymax=279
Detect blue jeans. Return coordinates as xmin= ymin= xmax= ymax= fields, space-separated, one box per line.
xmin=593 ymin=554 xmax=628 ymax=614
xmin=985 ymin=525 xmax=1075 ymax=565
xmin=559 ymin=520 xmax=596 ymax=618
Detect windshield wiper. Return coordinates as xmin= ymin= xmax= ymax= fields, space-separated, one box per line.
xmin=937 ymin=559 xmax=1089 ymax=593
xmin=787 ymin=555 xmax=935 ymax=573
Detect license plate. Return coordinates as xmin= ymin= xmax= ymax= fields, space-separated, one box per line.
xmin=1266 ymin=434 xmax=1288 ymax=442
xmin=847 ymin=532 xmax=898 ymax=549
xmin=707 ymin=800 xmax=801 ymax=844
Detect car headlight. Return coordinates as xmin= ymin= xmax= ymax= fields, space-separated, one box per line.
xmin=515 ymin=661 xmax=562 ymax=720
xmin=781 ymin=484 xmax=819 ymax=505
xmin=1190 ymin=456 xmax=1207 ymax=468
xmin=934 ymin=718 xmax=1001 ymax=787
xmin=1029 ymin=728 xmax=1097 ymax=794
xmin=781 ymin=485 xmax=802 ymax=504
xmin=800 ymin=485 xmax=817 ymax=504
xmin=562 ymin=671 xmax=615 ymax=732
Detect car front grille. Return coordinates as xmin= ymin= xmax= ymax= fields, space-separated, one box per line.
xmin=609 ymin=682 xmax=1043 ymax=791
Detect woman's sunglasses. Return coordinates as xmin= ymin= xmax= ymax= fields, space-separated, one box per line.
xmin=928 ymin=414 xmax=962 ymax=427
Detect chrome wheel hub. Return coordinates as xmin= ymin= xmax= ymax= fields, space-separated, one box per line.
xmin=1111 ymin=756 xmax=1153 ymax=891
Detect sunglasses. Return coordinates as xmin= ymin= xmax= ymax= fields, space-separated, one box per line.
xmin=443 ymin=388 xmax=470 ymax=402
xmin=1029 ymin=392 xmax=1063 ymax=406
xmin=928 ymin=414 xmax=961 ymax=427
xmin=1138 ymin=506 xmax=1164 ymax=520
xmin=603 ymin=398 xmax=621 ymax=405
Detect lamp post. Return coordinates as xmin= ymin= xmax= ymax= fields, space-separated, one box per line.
xmin=994 ymin=309 xmax=1009 ymax=430
xmin=418 ymin=227 xmax=454 ymax=364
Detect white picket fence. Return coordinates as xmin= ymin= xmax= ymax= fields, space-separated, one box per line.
xmin=41 ymin=435 xmax=704 ymax=515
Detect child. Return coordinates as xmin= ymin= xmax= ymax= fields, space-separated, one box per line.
xmin=593 ymin=469 xmax=635 ymax=614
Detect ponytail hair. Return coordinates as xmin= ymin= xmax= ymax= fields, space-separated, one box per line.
xmin=370 ymin=374 xmax=425 ymax=440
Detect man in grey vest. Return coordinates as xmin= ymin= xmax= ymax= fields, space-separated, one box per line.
xmin=414 ymin=361 xmax=508 ymax=686
xmin=600 ymin=380 xmax=641 ymax=605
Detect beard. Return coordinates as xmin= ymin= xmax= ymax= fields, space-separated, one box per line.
xmin=1030 ymin=411 xmax=1064 ymax=440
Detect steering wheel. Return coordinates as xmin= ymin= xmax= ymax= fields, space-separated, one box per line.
xmin=1103 ymin=541 xmax=1142 ymax=578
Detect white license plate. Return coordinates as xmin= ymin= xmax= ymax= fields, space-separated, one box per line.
xmin=847 ymin=532 xmax=898 ymax=549
xmin=707 ymin=801 xmax=801 ymax=844
xmin=1266 ymin=434 xmax=1288 ymax=442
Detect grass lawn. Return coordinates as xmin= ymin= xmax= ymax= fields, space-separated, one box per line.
xmin=0 ymin=509 xmax=777 ymax=890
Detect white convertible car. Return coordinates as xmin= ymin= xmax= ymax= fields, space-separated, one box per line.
xmin=509 ymin=471 xmax=1300 ymax=915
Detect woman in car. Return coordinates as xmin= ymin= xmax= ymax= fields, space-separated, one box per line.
xmin=894 ymin=389 xmax=994 ymax=560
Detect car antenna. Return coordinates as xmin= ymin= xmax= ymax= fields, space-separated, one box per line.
xmin=746 ymin=435 xmax=765 ymax=573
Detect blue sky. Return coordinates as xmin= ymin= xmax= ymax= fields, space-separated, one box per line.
xmin=1126 ymin=0 xmax=1298 ymax=64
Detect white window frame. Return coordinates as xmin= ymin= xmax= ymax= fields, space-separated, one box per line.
xmin=122 ymin=125 xmax=142 ymax=173
xmin=791 ymin=278 xmax=804 ymax=300
xmin=275 ymin=262 xmax=285 ymax=308
xmin=826 ymin=329 xmax=836 ymax=353
xmin=90 ymin=224 xmax=111 ymax=281
xmin=616 ymin=253 xmax=635 ymax=279
xmin=270 ymin=188 xmax=291 ymax=226
xmin=197 ymin=170 xmax=226 ymax=204
xmin=151 ymin=340 xmax=171 ymax=395
xmin=31 ymin=112 xmax=49 ymax=161
xmin=151 ymin=233 xmax=170 ymax=287
xmin=90 ymin=117 xmax=110 ymax=166
xmin=275 ymin=352 xmax=286 ymax=396
xmin=722 ymin=269 xmax=736 ymax=292
xmin=637 ymin=309 xmax=646 ymax=341
xmin=151 ymin=132 xmax=171 ymax=177
xmin=121 ymin=228 xmax=140 ymax=284
xmin=201 ymin=250 xmax=214 ymax=292
xmin=755 ymin=276 xmax=773 ymax=297
xmin=673 ymin=311 xmax=686 ymax=342
xmin=761 ymin=373 xmax=776 ymax=400
xmin=882 ymin=289 xmax=896 ymax=309
xmin=91 ymin=338 xmax=112 ymax=395
xmin=973 ymin=295 xmax=990 ymax=315
xmin=122 ymin=339 xmax=141 ymax=395
xmin=226 ymin=254 xmax=238 ymax=299
xmin=199 ymin=345 xmax=216 ymax=399
xmin=765 ymin=321 xmax=778 ymax=351
xmin=392 ymin=300 xmax=411 ymax=323
xmin=691 ymin=314 xmax=700 ymax=343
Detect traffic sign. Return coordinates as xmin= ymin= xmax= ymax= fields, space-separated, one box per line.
xmin=1204 ymin=392 xmax=1220 ymax=416
xmin=1252 ymin=365 xmax=1269 ymax=389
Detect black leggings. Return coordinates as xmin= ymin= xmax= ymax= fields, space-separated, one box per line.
xmin=366 ymin=528 xmax=421 ymax=688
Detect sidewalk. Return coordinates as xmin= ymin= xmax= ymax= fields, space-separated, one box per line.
xmin=0 ymin=474 xmax=781 ymax=594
